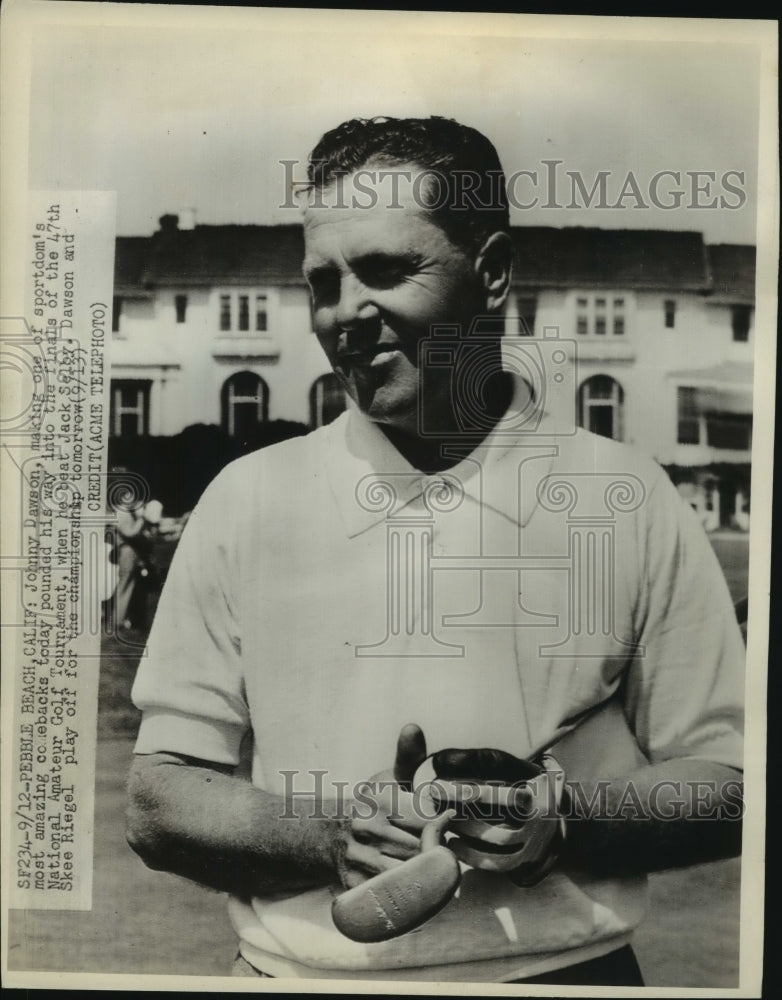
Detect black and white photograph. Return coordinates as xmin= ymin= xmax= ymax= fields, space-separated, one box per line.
xmin=0 ymin=6 xmax=776 ymax=993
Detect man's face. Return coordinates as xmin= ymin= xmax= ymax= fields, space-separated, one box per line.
xmin=303 ymin=167 xmax=487 ymax=434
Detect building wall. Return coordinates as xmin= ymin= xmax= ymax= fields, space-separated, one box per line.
xmin=112 ymin=281 xmax=753 ymax=480
xmin=508 ymin=288 xmax=754 ymax=469
xmin=111 ymin=285 xmax=334 ymax=433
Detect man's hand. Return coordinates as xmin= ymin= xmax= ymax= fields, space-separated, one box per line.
xmin=428 ymin=746 xmax=567 ymax=885
xmin=331 ymin=724 xmax=463 ymax=942
xmin=336 ymin=724 xmax=432 ymax=889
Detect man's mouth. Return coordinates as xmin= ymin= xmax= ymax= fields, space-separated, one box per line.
xmin=338 ymin=347 xmax=403 ymax=371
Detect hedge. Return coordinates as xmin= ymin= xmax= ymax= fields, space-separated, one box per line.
xmin=107 ymin=420 xmax=309 ymax=516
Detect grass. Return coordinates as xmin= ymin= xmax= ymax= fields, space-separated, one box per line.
xmin=97 ymin=630 xmax=145 ymax=739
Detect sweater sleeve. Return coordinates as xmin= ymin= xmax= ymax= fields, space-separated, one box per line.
xmin=622 ymin=470 xmax=745 ymax=770
xmin=131 ymin=463 xmax=249 ymax=766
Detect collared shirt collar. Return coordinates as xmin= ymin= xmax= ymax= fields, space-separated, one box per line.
xmin=324 ymin=378 xmax=564 ymax=539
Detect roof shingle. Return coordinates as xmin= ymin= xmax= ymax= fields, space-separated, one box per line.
xmin=706 ymin=244 xmax=756 ymax=304
xmin=114 ymin=220 xmax=755 ymax=303
xmin=510 ymin=227 xmax=711 ymax=292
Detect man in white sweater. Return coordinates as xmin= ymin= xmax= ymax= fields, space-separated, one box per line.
xmin=127 ymin=117 xmax=744 ymax=985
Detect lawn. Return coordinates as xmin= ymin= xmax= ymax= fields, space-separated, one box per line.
xmin=7 ymin=534 xmax=749 ymax=984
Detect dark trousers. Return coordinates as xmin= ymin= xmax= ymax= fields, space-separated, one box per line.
xmin=232 ymin=944 xmax=644 ymax=985
xmin=514 ymin=944 xmax=644 ymax=985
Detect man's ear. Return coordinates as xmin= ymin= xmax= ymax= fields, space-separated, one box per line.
xmin=474 ymin=232 xmax=513 ymax=313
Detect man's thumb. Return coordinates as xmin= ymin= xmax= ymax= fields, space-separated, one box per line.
xmin=394 ymin=723 xmax=427 ymax=789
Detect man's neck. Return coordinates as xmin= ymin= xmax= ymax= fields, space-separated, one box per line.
xmin=379 ymin=370 xmax=517 ymax=474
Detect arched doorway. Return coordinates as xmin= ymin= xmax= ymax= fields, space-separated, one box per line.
xmin=310 ymin=373 xmax=347 ymax=428
xmin=221 ymin=371 xmax=269 ymax=437
xmin=578 ymin=375 xmax=624 ymax=441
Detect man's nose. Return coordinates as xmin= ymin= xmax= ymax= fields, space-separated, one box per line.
xmin=335 ymin=274 xmax=379 ymax=331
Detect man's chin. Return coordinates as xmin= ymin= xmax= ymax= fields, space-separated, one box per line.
xmin=351 ymin=388 xmax=419 ymax=434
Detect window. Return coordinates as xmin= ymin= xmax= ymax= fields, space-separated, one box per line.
xmin=110 ymin=380 xmax=150 ymax=437
xmin=218 ymin=291 xmax=272 ymax=335
xmin=221 ymin=371 xmax=269 ymax=437
xmin=613 ymin=298 xmax=625 ymax=335
xmin=175 ymin=294 xmax=188 ymax=323
xmin=677 ymin=385 xmax=753 ymax=450
xmin=516 ymin=296 xmax=537 ymax=337
xmin=594 ymin=298 xmax=606 ymax=336
xmin=255 ymin=294 xmax=268 ymax=333
xmin=732 ymin=305 xmax=751 ymax=342
xmin=575 ymin=294 xmax=627 ymax=337
xmin=112 ymin=297 xmax=123 ymax=334
xmin=677 ymin=386 xmax=700 ymax=444
xmin=238 ymin=296 xmax=250 ymax=331
xmin=310 ymin=373 xmax=347 ymax=428
xmin=578 ymin=375 xmax=624 ymax=440
xmin=220 ymin=294 xmax=231 ymax=332
xmin=576 ymin=297 xmax=589 ymax=335
xmin=706 ymin=414 xmax=752 ymax=450
xmin=664 ymin=299 xmax=676 ymax=328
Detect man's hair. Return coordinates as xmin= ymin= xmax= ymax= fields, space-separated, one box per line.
xmin=306 ymin=116 xmax=510 ymax=252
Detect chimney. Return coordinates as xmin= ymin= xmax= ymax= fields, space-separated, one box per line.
xmin=178 ymin=208 xmax=196 ymax=231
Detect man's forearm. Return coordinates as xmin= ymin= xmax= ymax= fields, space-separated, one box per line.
xmin=126 ymin=752 xmax=346 ymax=896
xmin=561 ymin=759 xmax=743 ymax=876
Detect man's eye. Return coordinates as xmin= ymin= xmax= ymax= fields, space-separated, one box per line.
xmin=308 ymin=272 xmax=339 ymax=304
xmin=361 ymin=262 xmax=409 ymax=288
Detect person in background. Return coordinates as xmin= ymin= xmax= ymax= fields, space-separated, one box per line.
xmin=110 ymin=498 xmax=162 ymax=632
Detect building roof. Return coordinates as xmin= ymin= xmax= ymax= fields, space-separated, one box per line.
xmin=706 ymin=244 xmax=756 ymax=304
xmin=116 ymin=221 xmax=307 ymax=290
xmin=510 ymin=227 xmax=711 ymax=292
xmin=114 ymin=217 xmax=755 ymax=302
xmin=114 ymin=236 xmax=152 ymax=295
